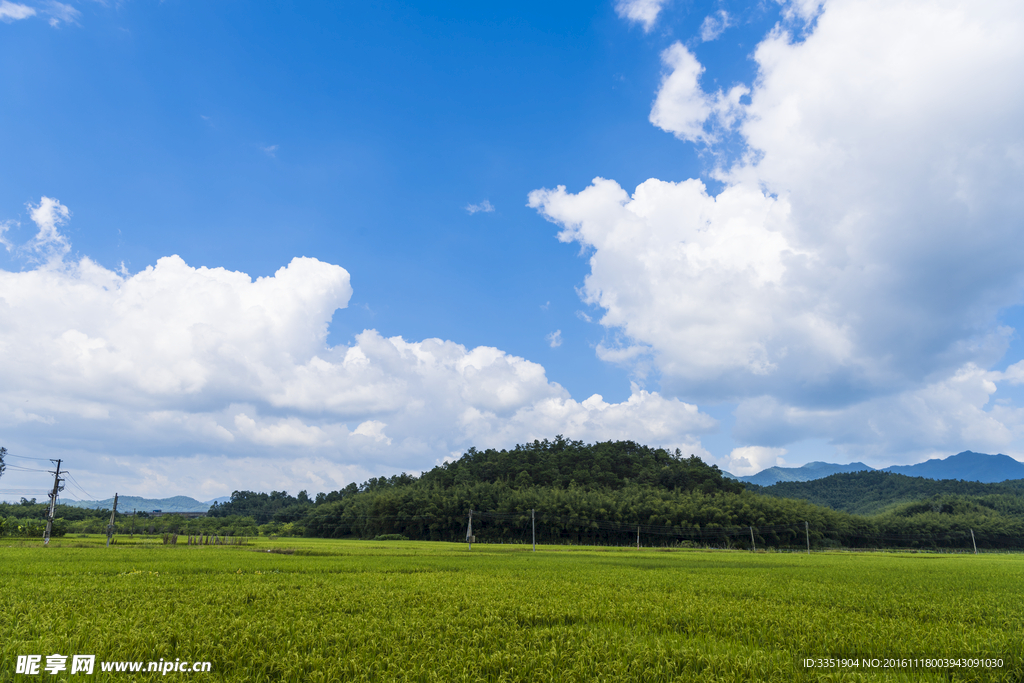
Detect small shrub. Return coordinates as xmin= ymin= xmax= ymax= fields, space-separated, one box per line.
xmin=373 ymin=534 xmax=409 ymax=541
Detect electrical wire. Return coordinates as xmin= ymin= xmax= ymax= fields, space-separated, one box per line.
xmin=1 ymin=452 xmax=53 ymax=462
xmin=3 ymin=464 xmax=51 ymax=473
xmin=63 ymin=472 xmax=95 ymax=500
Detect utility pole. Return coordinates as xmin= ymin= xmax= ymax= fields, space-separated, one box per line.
xmin=531 ymin=509 xmax=536 ymax=552
xmin=805 ymin=521 xmax=810 ymax=555
xmin=43 ymin=459 xmax=63 ymax=546
xmin=636 ymin=525 xmax=640 ymax=549
xmin=131 ymin=509 xmax=136 ymax=539
xmin=970 ymin=528 xmax=977 ymax=554
xmin=750 ymin=526 xmax=756 ymax=552
xmin=467 ymin=509 xmax=473 ymax=550
xmin=106 ymin=493 xmax=119 ymax=547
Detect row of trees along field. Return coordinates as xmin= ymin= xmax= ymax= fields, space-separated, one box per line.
xmin=0 ymin=499 xmax=258 ymax=538
xmin=203 ymin=437 xmax=1024 ymax=550
xmin=5 ymin=438 xmax=1023 ymax=548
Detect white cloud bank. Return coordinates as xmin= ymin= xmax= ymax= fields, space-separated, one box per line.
xmin=532 ymin=0 xmax=1024 ymax=465
xmin=0 ymin=199 xmax=716 ymax=497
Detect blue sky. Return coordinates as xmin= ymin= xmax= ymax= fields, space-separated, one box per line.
xmin=2 ymin=0 xmax=1024 ymax=500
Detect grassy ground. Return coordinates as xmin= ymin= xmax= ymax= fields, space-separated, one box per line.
xmin=1 ymin=535 xmax=1021 ymax=682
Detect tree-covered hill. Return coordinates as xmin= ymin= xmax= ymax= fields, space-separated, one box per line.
xmin=752 ymin=470 xmax=1024 ymax=515
xmin=209 ymin=438 xmax=743 ymax=523
xmin=415 ymin=437 xmax=744 ymax=494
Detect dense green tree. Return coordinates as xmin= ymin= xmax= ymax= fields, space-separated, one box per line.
xmin=753 ymin=471 xmax=1024 ymax=515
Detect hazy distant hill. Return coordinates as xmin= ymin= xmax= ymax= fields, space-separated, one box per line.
xmin=728 ymin=451 xmax=1024 ymax=486
xmin=725 ymin=461 xmax=874 ymax=486
xmin=64 ymin=495 xmax=216 ymax=513
xmin=882 ymin=451 xmax=1024 ymax=483
xmin=752 ymin=470 xmax=1024 ymax=515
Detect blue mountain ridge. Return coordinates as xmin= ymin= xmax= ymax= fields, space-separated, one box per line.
xmin=724 ymin=451 xmax=1024 ymax=486
xmin=724 ymin=461 xmax=873 ymax=486
xmin=62 ymin=495 xmax=229 ymax=513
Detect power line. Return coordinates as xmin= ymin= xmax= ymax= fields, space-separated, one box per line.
xmin=63 ymin=472 xmax=95 ymax=500
xmin=3 ymin=452 xmax=53 ymax=461
xmin=3 ymin=464 xmax=51 ymax=473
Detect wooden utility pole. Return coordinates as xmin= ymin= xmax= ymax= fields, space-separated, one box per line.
xmin=466 ymin=509 xmax=473 ymax=550
xmin=636 ymin=525 xmax=640 ymax=549
xmin=43 ymin=459 xmax=63 ymax=546
xmin=750 ymin=526 xmax=756 ymax=552
xmin=805 ymin=521 xmax=810 ymax=555
xmin=970 ymin=528 xmax=977 ymax=554
xmin=106 ymin=493 xmax=119 ymax=547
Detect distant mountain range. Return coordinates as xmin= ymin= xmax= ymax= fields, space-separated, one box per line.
xmin=725 ymin=461 xmax=874 ymax=486
xmin=725 ymin=451 xmax=1024 ymax=486
xmin=63 ymin=495 xmax=230 ymax=513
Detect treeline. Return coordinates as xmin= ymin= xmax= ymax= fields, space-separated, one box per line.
xmin=208 ymin=489 xmax=314 ymax=530
xmin=0 ymin=500 xmax=109 ymax=538
xmin=302 ymin=483 xmax=1024 ymax=550
xmin=9 ymin=439 xmax=1024 ymax=549
xmin=752 ymin=470 xmax=1024 ymax=515
xmin=0 ymin=500 xmax=257 ymax=537
xmin=214 ymin=438 xmax=1024 ymax=550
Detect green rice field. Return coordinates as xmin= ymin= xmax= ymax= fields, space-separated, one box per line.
xmin=2 ymin=536 xmax=1022 ymax=682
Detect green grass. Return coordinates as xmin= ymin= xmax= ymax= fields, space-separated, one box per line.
xmin=1 ymin=536 xmax=1022 ymax=682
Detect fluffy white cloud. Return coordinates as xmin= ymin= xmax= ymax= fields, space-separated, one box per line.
xmin=733 ymin=363 xmax=1024 ymax=461
xmin=699 ymin=10 xmax=730 ymax=42
xmin=0 ymin=1 xmax=34 ymax=22
xmin=615 ymin=0 xmax=669 ymax=33
xmin=650 ymin=43 xmax=748 ymax=144
xmin=532 ymin=0 xmax=1024 ymax=463
xmin=0 ymin=201 xmax=717 ymax=497
xmin=28 ymin=196 xmax=71 ymax=261
xmin=722 ymin=446 xmax=787 ymax=478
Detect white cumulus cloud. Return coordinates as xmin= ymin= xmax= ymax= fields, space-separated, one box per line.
xmin=722 ymin=446 xmax=787 ymax=477
xmin=615 ymin=0 xmax=669 ymax=32
xmin=28 ymin=196 xmax=72 ymax=262
xmin=649 ymin=42 xmax=748 ymax=144
xmin=0 ymin=201 xmax=718 ymax=496
xmin=532 ymin=0 xmax=1024 ymax=465
xmin=699 ymin=10 xmax=731 ymax=42
xmin=0 ymin=1 xmax=34 ymax=22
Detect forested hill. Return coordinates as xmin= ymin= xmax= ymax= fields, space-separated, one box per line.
xmin=415 ymin=438 xmax=744 ymax=493
xmin=752 ymin=470 xmax=1024 ymax=515
xmin=209 ymin=438 xmax=742 ymax=521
